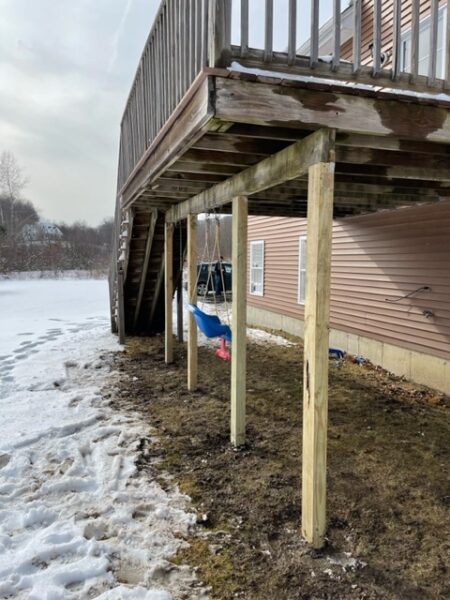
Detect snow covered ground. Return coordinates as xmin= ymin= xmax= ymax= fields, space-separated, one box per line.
xmin=0 ymin=279 xmax=200 ymax=599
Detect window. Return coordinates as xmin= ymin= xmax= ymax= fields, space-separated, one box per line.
xmin=250 ymin=240 xmax=264 ymax=296
xmin=298 ymin=235 xmax=307 ymax=305
xmin=401 ymin=6 xmax=447 ymax=78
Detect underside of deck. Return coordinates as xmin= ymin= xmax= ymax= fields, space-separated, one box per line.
xmin=120 ymin=69 xmax=450 ymax=221
xmin=111 ymin=66 xmax=450 ymax=550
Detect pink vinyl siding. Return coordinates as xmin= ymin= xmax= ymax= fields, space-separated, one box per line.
xmin=247 ymin=201 xmax=450 ymax=360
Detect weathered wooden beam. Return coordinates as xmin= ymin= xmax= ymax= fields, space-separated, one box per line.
xmin=166 ymin=129 xmax=334 ymax=223
xmin=231 ymin=196 xmax=248 ymax=447
xmin=214 ymin=77 xmax=450 ymax=143
xmin=177 ymin=279 xmax=184 ymax=342
xmin=228 ymin=47 xmax=449 ymax=95
xmin=117 ymin=267 xmax=126 ymax=345
xmin=336 ymin=133 xmax=450 ymax=157
xmin=134 ymin=209 xmax=157 ymax=327
xmin=208 ymin=0 xmax=232 ymax=67
xmin=164 ymin=222 xmax=174 ymax=364
xmin=336 ymin=162 xmax=450 ymax=182
xmin=182 ymin=148 xmax=264 ymax=167
xmin=335 ymin=146 xmax=450 ymax=172
xmin=187 ymin=215 xmax=198 ymax=391
xmin=302 ymin=161 xmax=334 ymax=549
xmin=148 ymin=257 xmax=165 ymax=329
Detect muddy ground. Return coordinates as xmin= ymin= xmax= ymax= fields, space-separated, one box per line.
xmin=111 ymin=333 xmax=449 ymax=600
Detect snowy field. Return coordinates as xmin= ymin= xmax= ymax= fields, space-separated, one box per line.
xmin=0 ymin=279 xmax=199 ymax=599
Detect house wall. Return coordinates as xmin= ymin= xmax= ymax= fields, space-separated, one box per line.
xmin=247 ymin=201 xmax=450 ymax=394
xmin=340 ymin=0 xmax=447 ymax=66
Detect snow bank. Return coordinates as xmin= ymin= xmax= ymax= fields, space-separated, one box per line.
xmin=0 ymin=269 xmax=106 ymax=280
xmin=0 ymin=280 xmax=201 ymax=599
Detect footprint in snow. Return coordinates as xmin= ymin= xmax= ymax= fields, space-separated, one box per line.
xmin=0 ymin=454 xmax=11 ymax=469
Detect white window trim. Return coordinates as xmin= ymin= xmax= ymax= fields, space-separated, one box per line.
xmin=400 ymin=5 xmax=447 ymax=79
xmin=249 ymin=240 xmax=265 ymax=297
xmin=298 ymin=235 xmax=307 ymax=305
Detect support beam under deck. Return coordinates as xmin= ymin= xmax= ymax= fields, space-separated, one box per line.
xmin=166 ymin=129 xmax=334 ymax=223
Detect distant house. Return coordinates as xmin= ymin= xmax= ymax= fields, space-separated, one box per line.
xmin=21 ymin=220 xmax=63 ymax=245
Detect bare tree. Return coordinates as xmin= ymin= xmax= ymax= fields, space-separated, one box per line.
xmin=0 ymin=152 xmax=28 ymax=231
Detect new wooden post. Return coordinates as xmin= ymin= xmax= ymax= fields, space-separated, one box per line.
xmin=164 ymin=222 xmax=174 ymax=364
xmin=117 ymin=266 xmax=126 ymax=345
xmin=301 ymin=161 xmax=334 ymax=548
xmin=231 ymin=196 xmax=248 ymax=447
xmin=177 ymin=281 xmax=184 ymax=343
xmin=187 ymin=215 xmax=198 ymax=390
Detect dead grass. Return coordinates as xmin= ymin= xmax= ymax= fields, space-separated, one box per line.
xmin=111 ymin=334 xmax=450 ymax=600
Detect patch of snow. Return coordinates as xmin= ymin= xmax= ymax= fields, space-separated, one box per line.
xmin=229 ymin=61 xmax=450 ymax=102
xmin=0 ymin=278 xmax=201 ymax=598
xmin=0 ymin=270 xmax=106 ymax=281
xmin=326 ymin=552 xmax=367 ymax=573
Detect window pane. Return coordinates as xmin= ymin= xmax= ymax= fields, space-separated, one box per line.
xmin=299 ymin=271 xmax=306 ymax=303
xmin=300 ymin=237 xmax=307 ymax=270
xmin=251 ymin=242 xmax=264 ymax=268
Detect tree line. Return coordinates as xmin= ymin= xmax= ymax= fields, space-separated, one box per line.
xmin=0 ymin=152 xmax=113 ymax=273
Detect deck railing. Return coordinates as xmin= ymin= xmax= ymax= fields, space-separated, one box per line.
xmin=117 ymin=0 xmax=450 ymax=197
xmin=117 ymin=0 xmax=211 ymax=193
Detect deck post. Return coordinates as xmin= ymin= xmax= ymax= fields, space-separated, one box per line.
xmin=208 ymin=0 xmax=232 ymax=68
xmin=187 ymin=215 xmax=198 ymax=390
xmin=164 ymin=222 xmax=174 ymax=364
xmin=301 ymin=161 xmax=334 ymax=548
xmin=177 ymin=280 xmax=184 ymax=342
xmin=117 ymin=266 xmax=126 ymax=345
xmin=231 ymin=195 xmax=248 ymax=447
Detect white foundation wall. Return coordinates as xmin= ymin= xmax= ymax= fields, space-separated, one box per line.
xmin=247 ymin=305 xmax=450 ymax=396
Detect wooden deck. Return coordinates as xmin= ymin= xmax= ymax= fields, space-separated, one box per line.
xmin=111 ymin=1 xmax=450 ymax=337
xmin=109 ymin=0 xmax=450 ymax=549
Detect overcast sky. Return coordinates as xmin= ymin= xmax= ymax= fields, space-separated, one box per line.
xmin=0 ymin=0 xmax=336 ymax=226
xmin=0 ymin=0 xmax=159 ymax=225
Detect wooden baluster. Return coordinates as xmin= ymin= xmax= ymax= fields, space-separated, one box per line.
xmin=241 ymin=0 xmax=249 ymax=58
xmin=166 ymin=1 xmax=173 ymax=121
xmin=310 ymin=0 xmax=319 ymax=67
xmin=373 ymin=0 xmax=382 ymax=76
xmin=208 ymin=0 xmax=232 ymax=67
xmin=428 ymin=0 xmax=439 ymax=84
xmin=352 ymin=0 xmax=361 ymax=73
xmin=202 ymin=0 xmax=209 ymax=68
xmin=288 ymin=0 xmax=297 ymax=65
xmin=184 ymin=0 xmax=190 ymax=93
xmin=446 ymin=0 xmax=450 ymax=88
xmin=196 ymin=0 xmax=202 ymax=72
xmin=391 ymin=0 xmax=402 ymax=80
xmin=264 ymin=0 xmax=273 ymax=62
xmin=332 ymin=0 xmax=341 ymax=72
xmin=410 ymin=0 xmax=420 ymax=81
xmin=190 ymin=0 xmax=197 ymax=83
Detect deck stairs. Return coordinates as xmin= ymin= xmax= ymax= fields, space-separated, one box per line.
xmin=109 ymin=207 xmax=185 ymax=336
